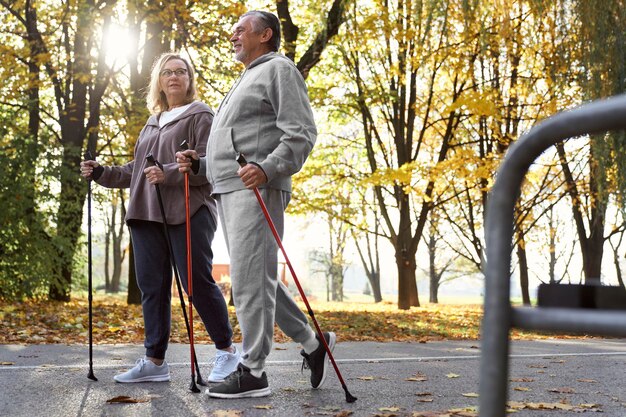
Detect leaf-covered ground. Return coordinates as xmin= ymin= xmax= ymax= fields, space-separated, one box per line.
xmin=0 ymin=296 xmax=569 ymax=345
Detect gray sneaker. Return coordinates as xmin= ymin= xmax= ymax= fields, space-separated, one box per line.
xmin=208 ymin=346 xmax=241 ymax=383
xmin=113 ymin=357 xmax=170 ymax=383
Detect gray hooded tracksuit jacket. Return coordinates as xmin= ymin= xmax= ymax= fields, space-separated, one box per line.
xmin=198 ymin=52 xmax=318 ymax=372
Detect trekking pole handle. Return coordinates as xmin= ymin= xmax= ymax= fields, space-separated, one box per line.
xmin=84 ymin=151 xmax=96 ymax=182
xmin=235 ymin=152 xmax=247 ymax=167
xmin=145 ymin=153 xmax=163 ymax=170
xmin=179 ymin=139 xmax=189 ymax=151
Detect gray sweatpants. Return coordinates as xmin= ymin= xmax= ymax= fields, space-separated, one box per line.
xmin=216 ymin=188 xmax=315 ymax=372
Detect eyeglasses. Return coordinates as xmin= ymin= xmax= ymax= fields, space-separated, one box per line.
xmin=160 ymin=68 xmax=188 ymax=78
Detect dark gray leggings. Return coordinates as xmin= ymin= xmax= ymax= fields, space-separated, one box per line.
xmin=129 ymin=206 xmax=233 ymax=359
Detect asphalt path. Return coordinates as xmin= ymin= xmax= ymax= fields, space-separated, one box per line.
xmin=1 ymin=339 xmax=625 ymax=416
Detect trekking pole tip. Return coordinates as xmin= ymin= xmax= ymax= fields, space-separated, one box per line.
xmin=87 ymin=371 xmax=98 ymax=381
xmin=197 ymin=374 xmax=207 ymax=386
xmin=189 ymin=378 xmax=201 ymax=393
xmin=343 ymin=384 xmax=357 ymax=403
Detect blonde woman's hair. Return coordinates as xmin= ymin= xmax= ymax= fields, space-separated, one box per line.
xmin=146 ymin=52 xmax=197 ymax=114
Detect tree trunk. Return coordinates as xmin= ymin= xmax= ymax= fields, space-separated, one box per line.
xmin=50 ymin=148 xmax=85 ymax=301
xmin=352 ymin=222 xmax=382 ymax=302
xmin=396 ymin=214 xmax=419 ymax=309
xmin=548 ymin=208 xmax=557 ymax=283
xmin=395 ymin=188 xmax=420 ymax=309
xmin=556 ymin=143 xmax=606 ymax=285
xmin=276 ymin=0 xmax=348 ymax=78
xmin=126 ymin=237 xmax=141 ymax=305
xmin=110 ymin=190 xmax=126 ymax=293
xmin=331 ymin=263 xmax=343 ymax=302
xmin=610 ymin=240 xmax=625 ymax=290
xmin=428 ymin=233 xmax=439 ymax=304
xmin=429 ymin=277 xmax=439 ymax=304
xmin=369 ymin=271 xmax=382 ymax=303
xmin=516 ymin=229 xmax=531 ymax=306
xmin=105 ymin=212 xmax=111 ymax=291
xmin=397 ymin=255 xmax=419 ymax=309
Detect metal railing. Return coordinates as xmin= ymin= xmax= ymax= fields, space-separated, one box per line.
xmin=479 ymin=94 xmax=626 ymax=416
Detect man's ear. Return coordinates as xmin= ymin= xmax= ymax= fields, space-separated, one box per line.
xmin=260 ymin=27 xmax=273 ymax=44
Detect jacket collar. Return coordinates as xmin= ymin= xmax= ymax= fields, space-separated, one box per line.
xmin=146 ymin=101 xmax=211 ymax=128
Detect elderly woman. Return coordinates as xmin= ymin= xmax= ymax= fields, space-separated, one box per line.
xmin=80 ymin=52 xmax=239 ymax=383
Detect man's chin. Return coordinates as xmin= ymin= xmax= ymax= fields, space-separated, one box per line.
xmin=234 ymin=52 xmax=246 ymax=63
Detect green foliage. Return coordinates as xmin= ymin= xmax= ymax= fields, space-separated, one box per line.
xmin=0 ymin=112 xmax=58 ymax=300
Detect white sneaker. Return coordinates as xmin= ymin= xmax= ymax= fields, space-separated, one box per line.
xmin=208 ymin=346 xmax=241 ymax=383
xmin=113 ymin=357 xmax=171 ymax=383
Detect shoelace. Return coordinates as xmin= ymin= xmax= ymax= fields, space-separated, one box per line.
xmin=136 ymin=358 xmax=147 ymax=372
xmin=222 ymin=366 xmax=244 ymax=388
xmin=301 ymin=352 xmax=311 ymax=373
xmin=208 ymin=355 xmax=226 ymax=367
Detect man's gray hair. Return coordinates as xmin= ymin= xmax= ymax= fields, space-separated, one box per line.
xmin=242 ymin=11 xmax=281 ymax=52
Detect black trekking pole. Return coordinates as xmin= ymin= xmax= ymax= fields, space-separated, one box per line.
xmin=145 ymin=153 xmax=206 ymax=390
xmin=84 ymin=151 xmax=98 ymax=382
xmin=236 ymin=153 xmax=357 ymax=403
xmin=179 ymin=140 xmax=201 ymax=393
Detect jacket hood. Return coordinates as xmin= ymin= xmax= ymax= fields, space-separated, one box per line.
xmin=146 ymin=101 xmax=213 ymax=127
xmin=247 ymin=52 xmax=294 ymax=70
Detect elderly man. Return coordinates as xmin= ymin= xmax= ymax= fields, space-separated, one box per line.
xmin=177 ymin=10 xmax=335 ymax=399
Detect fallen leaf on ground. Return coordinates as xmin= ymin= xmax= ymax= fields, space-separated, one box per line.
xmin=526 ymin=402 xmax=574 ymax=410
xmin=416 ymin=392 xmax=433 ymax=396
xmin=507 ymin=401 xmax=526 ymax=409
xmin=333 ymin=411 xmax=353 ymax=417
xmin=379 ymin=407 xmax=401 ymax=412
xmin=513 ymin=386 xmax=531 ymax=391
xmin=577 ymin=378 xmax=597 ymax=383
xmin=461 ymin=393 xmax=479 ymax=398
xmin=416 ymin=398 xmax=434 ymax=402
xmin=446 ymin=373 xmax=460 ymax=378
xmin=357 ymin=376 xmax=375 ymax=380
xmin=105 ymin=396 xmax=150 ymax=404
xmin=212 ymin=411 xmax=243 ymax=417
xmin=411 ymin=409 xmax=477 ymax=417
xmin=406 ymin=376 xmax=428 ymax=381
xmin=253 ymin=405 xmax=272 ymax=409
xmin=0 ymin=362 xmax=14 ymax=365
xmin=578 ymin=403 xmax=601 ymax=409
xmin=509 ymin=377 xmax=534 ymax=382
xmin=547 ymin=387 xmax=575 ymax=394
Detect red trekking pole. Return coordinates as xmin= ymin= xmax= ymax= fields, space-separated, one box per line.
xmin=236 ymin=153 xmax=357 ymax=403
xmin=180 ymin=140 xmax=200 ymax=393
